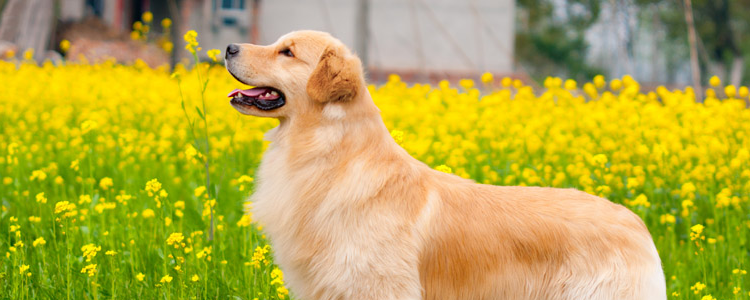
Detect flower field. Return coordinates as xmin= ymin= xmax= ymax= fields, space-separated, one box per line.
xmin=1 ymin=55 xmax=749 ymax=299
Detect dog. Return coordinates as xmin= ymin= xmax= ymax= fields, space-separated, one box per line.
xmin=224 ymin=30 xmax=666 ymax=300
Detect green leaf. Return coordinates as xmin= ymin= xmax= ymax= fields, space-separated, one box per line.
xmin=195 ymin=106 xmax=205 ymax=120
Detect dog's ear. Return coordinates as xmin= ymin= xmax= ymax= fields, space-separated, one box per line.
xmin=306 ymin=46 xmax=362 ymax=103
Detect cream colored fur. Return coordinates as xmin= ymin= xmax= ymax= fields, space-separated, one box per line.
xmin=225 ymin=30 xmax=667 ymax=300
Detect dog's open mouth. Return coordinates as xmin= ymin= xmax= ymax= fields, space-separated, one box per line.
xmin=228 ymin=87 xmax=286 ymax=110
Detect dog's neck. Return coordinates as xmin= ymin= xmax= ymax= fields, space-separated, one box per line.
xmin=264 ymin=88 xmax=400 ymax=167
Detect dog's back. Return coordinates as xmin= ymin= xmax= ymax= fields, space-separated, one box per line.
xmin=418 ymin=171 xmax=666 ymax=300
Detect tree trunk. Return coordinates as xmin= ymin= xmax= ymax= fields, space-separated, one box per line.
xmin=683 ymin=0 xmax=702 ymax=102
xmin=355 ymin=0 xmax=369 ymax=72
xmin=729 ymin=57 xmax=744 ymax=88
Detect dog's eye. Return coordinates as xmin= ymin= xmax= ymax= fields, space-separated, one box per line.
xmin=279 ymin=49 xmax=294 ymax=58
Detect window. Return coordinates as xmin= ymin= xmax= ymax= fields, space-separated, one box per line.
xmin=221 ymin=0 xmax=245 ymax=10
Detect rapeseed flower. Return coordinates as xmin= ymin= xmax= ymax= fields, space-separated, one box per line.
xmin=81 ymin=264 xmax=97 ymax=277
xmin=183 ymin=30 xmax=200 ymax=54
xmin=160 ymin=274 xmax=173 ymax=283
xmin=207 ymin=49 xmax=221 ymax=62
xmin=81 ymin=244 xmax=101 ymax=261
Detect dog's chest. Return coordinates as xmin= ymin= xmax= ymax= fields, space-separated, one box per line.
xmin=251 ymin=147 xmax=419 ymax=297
xmin=251 ymin=146 xmax=297 ymax=231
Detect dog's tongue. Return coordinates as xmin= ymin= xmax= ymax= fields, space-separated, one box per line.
xmin=227 ymin=87 xmax=272 ymax=97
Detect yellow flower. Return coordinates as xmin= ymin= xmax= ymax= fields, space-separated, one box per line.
xmin=459 ymin=79 xmax=475 ymax=90
xmin=54 ymin=201 xmax=76 ymax=215
xmin=709 ymin=75 xmax=720 ymax=87
xmin=81 ymin=120 xmax=98 ymax=134
xmin=593 ymin=75 xmax=606 ymax=89
xmin=564 ymin=79 xmax=577 ymax=90
xmin=390 ymin=129 xmax=404 ymax=146
xmin=142 ymin=208 xmax=155 ymax=218
xmin=70 ymin=159 xmax=79 ymax=171
xmin=81 ymin=244 xmax=101 ymax=261
xmin=145 ymin=178 xmax=162 ymax=196
xmin=167 ymin=232 xmax=185 ymax=248
xmin=105 ymin=250 xmax=117 ymax=256
xmin=659 ymin=214 xmax=676 ymax=224
xmin=60 ymin=39 xmax=71 ymax=53
xmin=183 ymin=30 xmax=200 ymax=54
xmin=610 ymin=79 xmax=622 ymax=91
xmin=33 ymin=237 xmax=46 ymax=247
xmin=19 ymin=264 xmax=30 ymax=274
xmin=160 ymin=274 xmax=173 ymax=283
xmin=629 ymin=194 xmax=651 ymax=208
xmin=142 ymin=11 xmax=153 ymax=23
xmin=35 ymin=192 xmax=47 ymax=203
xmin=480 ymin=72 xmax=494 ymax=84
xmin=30 ymin=170 xmax=47 ymax=181
xmin=161 ymin=18 xmax=172 ymax=28
xmin=81 ymin=264 xmax=97 ymax=277
xmin=99 ymin=177 xmax=113 ymax=190
xmin=690 ymin=281 xmax=706 ymax=294
xmin=739 ymin=86 xmax=749 ymax=98
xmin=277 ymin=286 xmax=289 ymax=299
xmin=435 ymin=165 xmax=452 ymax=173
xmin=191 ymin=274 xmax=200 ymax=282
xmin=136 ymin=273 xmax=145 ymax=281
xmin=690 ymin=224 xmax=705 ymax=241
xmin=78 ymin=195 xmax=92 ymax=204
xmin=194 ymin=186 xmax=206 ymax=197
xmin=23 ymin=48 xmax=34 ymax=60
xmin=500 ymin=77 xmax=512 ymax=87
xmin=250 ymin=245 xmax=270 ymax=268
xmin=162 ymin=41 xmax=174 ymax=53
xmin=590 ymin=154 xmax=608 ymax=167
xmin=237 ymin=214 xmax=253 ymax=227
xmin=691 ymin=224 xmax=704 ymax=234
xmin=3 ymin=177 xmax=12 ymax=185
xmin=207 ymin=49 xmax=221 ymax=62
xmin=270 ymin=268 xmax=285 ymax=285
xmin=725 ymin=85 xmax=736 ymax=98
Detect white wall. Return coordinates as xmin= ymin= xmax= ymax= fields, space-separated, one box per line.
xmin=204 ymin=0 xmax=515 ymax=74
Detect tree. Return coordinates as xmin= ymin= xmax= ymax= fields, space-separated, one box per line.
xmin=636 ymin=0 xmax=750 ymax=86
xmin=515 ymin=0 xmax=604 ymax=81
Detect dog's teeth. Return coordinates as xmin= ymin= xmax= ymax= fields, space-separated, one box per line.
xmin=271 ymin=91 xmax=278 ymax=96
xmin=265 ymin=92 xmax=271 ymax=97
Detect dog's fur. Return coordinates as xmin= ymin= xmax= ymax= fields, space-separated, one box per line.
xmin=225 ymin=31 xmax=666 ymax=300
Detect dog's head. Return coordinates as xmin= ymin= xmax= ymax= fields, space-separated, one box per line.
xmin=225 ymin=31 xmax=364 ymax=119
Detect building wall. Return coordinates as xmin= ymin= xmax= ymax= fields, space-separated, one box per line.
xmin=58 ymin=0 xmax=515 ymax=77
xmin=201 ymin=0 xmax=515 ymax=76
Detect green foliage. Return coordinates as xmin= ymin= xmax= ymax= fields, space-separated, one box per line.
xmin=515 ymin=0 xmax=604 ymax=81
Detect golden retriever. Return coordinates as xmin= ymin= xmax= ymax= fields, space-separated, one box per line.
xmin=224 ymin=30 xmax=666 ymax=300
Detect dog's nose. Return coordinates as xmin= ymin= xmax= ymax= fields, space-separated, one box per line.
xmin=226 ymin=44 xmax=240 ymax=58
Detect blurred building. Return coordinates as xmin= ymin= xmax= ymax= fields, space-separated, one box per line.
xmin=33 ymin=0 xmax=515 ymax=81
